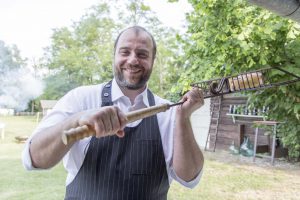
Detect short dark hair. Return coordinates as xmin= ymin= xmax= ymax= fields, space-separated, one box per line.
xmin=113 ymin=26 xmax=157 ymax=61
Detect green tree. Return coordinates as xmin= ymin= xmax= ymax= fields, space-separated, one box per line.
xmin=119 ymin=0 xmax=152 ymax=25
xmin=41 ymin=3 xmax=118 ymax=100
xmin=40 ymin=72 xmax=79 ymax=100
xmin=174 ymin=0 xmax=300 ymax=158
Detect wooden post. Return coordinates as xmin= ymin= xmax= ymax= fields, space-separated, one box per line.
xmin=238 ymin=124 xmax=245 ymax=147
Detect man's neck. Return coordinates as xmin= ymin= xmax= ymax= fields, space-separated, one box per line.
xmin=120 ymin=86 xmax=146 ymax=105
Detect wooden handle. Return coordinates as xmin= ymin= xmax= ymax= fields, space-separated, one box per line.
xmin=61 ymin=103 xmax=170 ymax=145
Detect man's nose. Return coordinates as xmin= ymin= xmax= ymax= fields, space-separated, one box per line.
xmin=128 ymin=54 xmax=138 ymax=65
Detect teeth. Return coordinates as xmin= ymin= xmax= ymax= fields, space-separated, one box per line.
xmin=127 ymin=68 xmax=140 ymax=73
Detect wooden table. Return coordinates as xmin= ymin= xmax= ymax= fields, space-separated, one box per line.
xmin=253 ymin=121 xmax=281 ymax=165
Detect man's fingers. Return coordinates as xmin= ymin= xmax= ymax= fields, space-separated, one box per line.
xmin=102 ymin=113 xmax=113 ymax=134
xmin=80 ymin=106 xmax=128 ymax=138
xmin=99 ymin=106 xmax=127 ymax=137
xmin=94 ymin=120 xmax=105 ymax=138
xmin=116 ymin=130 xmax=125 ymax=138
xmin=110 ymin=107 xmax=122 ymax=133
xmin=115 ymin=107 xmax=128 ymax=129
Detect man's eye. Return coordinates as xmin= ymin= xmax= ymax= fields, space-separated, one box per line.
xmin=120 ymin=50 xmax=130 ymax=55
xmin=138 ymin=53 xmax=148 ymax=58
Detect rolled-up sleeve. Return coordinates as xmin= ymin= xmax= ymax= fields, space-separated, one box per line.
xmin=170 ymin=166 xmax=203 ymax=188
xmin=22 ymin=138 xmax=37 ymax=170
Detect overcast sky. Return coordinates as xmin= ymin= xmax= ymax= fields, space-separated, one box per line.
xmin=0 ymin=0 xmax=191 ymax=60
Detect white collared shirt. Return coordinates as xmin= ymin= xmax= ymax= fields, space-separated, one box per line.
xmin=22 ymin=79 xmax=201 ymax=188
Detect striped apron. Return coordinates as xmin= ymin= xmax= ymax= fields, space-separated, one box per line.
xmin=65 ymin=81 xmax=169 ymax=200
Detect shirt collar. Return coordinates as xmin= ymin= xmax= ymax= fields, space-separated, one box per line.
xmin=111 ymin=78 xmax=150 ymax=107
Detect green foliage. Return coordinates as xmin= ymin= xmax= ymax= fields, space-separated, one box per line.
xmin=40 ymin=72 xmax=81 ymax=100
xmin=174 ymin=0 xmax=300 ymax=159
xmin=43 ymin=3 xmax=116 ymax=90
xmin=121 ymin=0 xmax=151 ymax=25
xmin=148 ymin=28 xmax=181 ymax=98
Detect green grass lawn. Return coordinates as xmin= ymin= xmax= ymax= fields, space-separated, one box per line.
xmin=0 ymin=116 xmax=299 ymax=200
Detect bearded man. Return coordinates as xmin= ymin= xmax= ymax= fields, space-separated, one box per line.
xmin=22 ymin=26 xmax=204 ymax=200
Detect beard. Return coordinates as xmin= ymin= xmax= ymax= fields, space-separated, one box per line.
xmin=114 ymin=65 xmax=152 ymax=90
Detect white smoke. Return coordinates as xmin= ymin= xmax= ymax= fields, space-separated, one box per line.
xmin=0 ymin=68 xmax=44 ymax=111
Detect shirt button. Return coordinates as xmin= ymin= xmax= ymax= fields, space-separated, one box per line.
xmin=104 ymin=93 xmax=109 ymax=97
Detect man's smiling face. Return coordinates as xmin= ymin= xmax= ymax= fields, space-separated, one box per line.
xmin=113 ymin=28 xmax=154 ymax=90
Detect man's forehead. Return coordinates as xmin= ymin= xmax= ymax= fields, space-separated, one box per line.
xmin=116 ymin=29 xmax=153 ymax=49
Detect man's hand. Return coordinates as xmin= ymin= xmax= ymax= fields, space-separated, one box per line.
xmin=78 ymin=106 xmax=128 ymax=138
xmin=176 ymin=87 xmax=204 ymax=119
